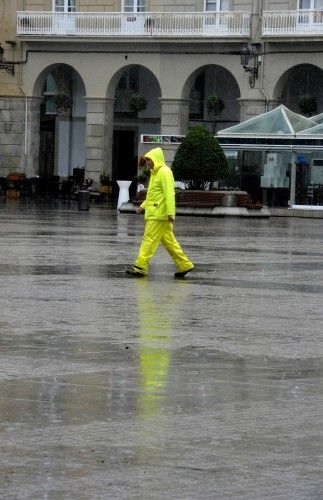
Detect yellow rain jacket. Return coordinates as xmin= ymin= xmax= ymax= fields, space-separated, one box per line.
xmin=140 ymin=147 xmax=175 ymax=220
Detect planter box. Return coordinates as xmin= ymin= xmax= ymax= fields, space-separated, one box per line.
xmin=6 ymin=189 xmax=20 ymax=199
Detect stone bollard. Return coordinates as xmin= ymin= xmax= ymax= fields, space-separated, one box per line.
xmin=78 ymin=190 xmax=90 ymax=211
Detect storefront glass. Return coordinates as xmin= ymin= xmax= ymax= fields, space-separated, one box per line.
xmin=294 ymin=151 xmax=323 ymax=206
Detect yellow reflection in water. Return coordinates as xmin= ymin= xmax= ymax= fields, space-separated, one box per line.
xmin=134 ymin=278 xmax=190 ymax=419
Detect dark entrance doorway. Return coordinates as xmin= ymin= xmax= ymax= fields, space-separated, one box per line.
xmin=39 ymin=115 xmax=55 ymax=178
xmin=112 ymin=130 xmax=137 ymax=197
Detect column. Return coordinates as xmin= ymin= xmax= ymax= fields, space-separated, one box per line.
xmin=0 ymin=96 xmax=41 ymax=178
xmin=267 ymin=99 xmax=282 ymax=112
xmin=159 ymin=98 xmax=189 ymax=135
xmin=238 ymin=98 xmax=267 ymax=122
xmin=85 ymin=98 xmax=110 ymax=181
xmin=104 ymin=98 xmax=115 ymax=178
xmin=24 ymin=97 xmax=42 ymax=178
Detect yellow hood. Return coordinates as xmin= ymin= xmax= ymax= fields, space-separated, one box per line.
xmin=145 ymin=147 xmax=165 ymax=173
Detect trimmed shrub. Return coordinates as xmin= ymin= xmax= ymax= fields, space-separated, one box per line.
xmin=172 ymin=125 xmax=228 ymax=190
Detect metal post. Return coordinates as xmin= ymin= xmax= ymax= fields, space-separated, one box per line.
xmin=289 ymin=150 xmax=296 ymax=207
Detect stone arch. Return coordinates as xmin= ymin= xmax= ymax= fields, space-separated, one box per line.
xmin=182 ymin=64 xmax=241 ymax=132
xmin=32 ymin=63 xmax=87 ymax=98
xmin=32 ymin=63 xmax=87 ymax=180
xmin=106 ymin=64 xmax=162 ymax=188
xmin=106 ymin=64 xmax=161 ymax=100
xmin=274 ymin=63 xmax=323 ymax=115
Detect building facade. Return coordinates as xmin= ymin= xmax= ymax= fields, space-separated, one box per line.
xmin=1 ymin=0 xmax=323 ymax=186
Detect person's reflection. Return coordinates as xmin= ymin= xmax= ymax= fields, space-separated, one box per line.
xmin=132 ymin=278 xmax=191 ymax=481
xmin=134 ymin=279 xmax=189 ymax=419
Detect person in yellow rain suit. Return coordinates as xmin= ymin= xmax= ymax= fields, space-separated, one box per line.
xmin=126 ymin=147 xmax=194 ymax=278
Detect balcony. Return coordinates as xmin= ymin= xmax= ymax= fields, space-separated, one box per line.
xmin=17 ymin=11 xmax=251 ymax=38
xmin=263 ymin=9 xmax=323 ymax=36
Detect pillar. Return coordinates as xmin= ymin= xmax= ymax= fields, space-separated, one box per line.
xmin=238 ymin=98 xmax=267 ymax=122
xmin=0 ymin=96 xmax=41 ymax=178
xmin=104 ymin=98 xmax=115 ymax=179
xmin=159 ymin=98 xmax=189 ymax=135
xmin=24 ymin=97 xmax=42 ymax=178
xmin=85 ymin=97 xmax=111 ymax=181
xmin=267 ymin=99 xmax=282 ymax=112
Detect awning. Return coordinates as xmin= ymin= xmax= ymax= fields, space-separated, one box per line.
xmin=217 ymin=105 xmax=322 ymax=151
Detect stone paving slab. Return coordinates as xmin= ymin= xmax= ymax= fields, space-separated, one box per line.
xmin=0 ymin=201 xmax=322 ymax=499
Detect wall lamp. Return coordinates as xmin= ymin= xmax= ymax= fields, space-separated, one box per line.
xmin=0 ymin=44 xmax=15 ymax=77
xmin=240 ymin=43 xmax=262 ymax=88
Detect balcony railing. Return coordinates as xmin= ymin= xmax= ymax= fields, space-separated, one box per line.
xmin=263 ymin=9 xmax=323 ymax=36
xmin=17 ymin=11 xmax=251 ymax=38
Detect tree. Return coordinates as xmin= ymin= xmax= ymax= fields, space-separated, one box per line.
xmin=172 ymin=125 xmax=228 ymax=190
xmin=206 ymin=94 xmax=225 ymax=134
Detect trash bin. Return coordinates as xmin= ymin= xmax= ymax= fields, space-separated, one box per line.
xmin=78 ymin=190 xmax=90 ymax=211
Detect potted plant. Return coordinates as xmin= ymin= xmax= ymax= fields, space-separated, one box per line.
xmin=7 ymin=171 xmax=26 ymax=181
xmin=206 ymin=94 xmax=225 ymax=134
xmin=297 ymin=94 xmax=317 ymax=117
xmin=51 ymin=93 xmax=72 ymax=114
xmin=6 ymin=168 xmax=26 ymax=200
xmin=129 ymin=93 xmax=147 ymax=115
xmin=99 ymin=172 xmax=112 ymax=197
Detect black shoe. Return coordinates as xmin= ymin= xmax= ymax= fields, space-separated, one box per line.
xmin=174 ymin=267 xmax=194 ymax=279
xmin=126 ymin=267 xmax=146 ymax=277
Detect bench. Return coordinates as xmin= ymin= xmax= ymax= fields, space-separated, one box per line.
xmin=176 ymin=190 xmax=223 ymax=207
xmin=132 ymin=190 xmax=223 ymax=208
xmin=131 ymin=190 xmax=263 ymax=209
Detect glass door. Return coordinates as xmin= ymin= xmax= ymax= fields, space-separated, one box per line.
xmin=52 ymin=0 xmax=76 ymax=33
xmin=122 ymin=0 xmax=145 ymax=34
xmin=298 ymin=0 xmax=323 ymax=28
xmin=204 ymin=0 xmax=230 ymax=30
xmin=53 ymin=0 xmax=76 ymax=12
xmin=123 ymin=0 xmax=145 ymax=12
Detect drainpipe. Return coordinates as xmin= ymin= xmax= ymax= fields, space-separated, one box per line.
xmin=260 ymin=88 xmax=269 ymax=112
xmin=24 ymin=97 xmax=28 ymax=175
xmin=24 ymin=98 xmax=28 ymax=156
xmin=259 ymin=40 xmax=269 ymax=112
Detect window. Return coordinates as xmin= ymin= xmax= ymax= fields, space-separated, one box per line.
xmin=117 ymin=68 xmax=139 ymax=91
xmin=205 ymin=0 xmax=230 ymax=12
xmin=53 ymin=0 xmax=76 ymax=13
xmin=123 ymin=0 xmax=145 ymax=13
xmin=298 ymin=0 xmax=323 ymax=24
xmin=204 ymin=0 xmax=230 ymax=28
xmin=299 ymin=0 xmax=323 ymax=9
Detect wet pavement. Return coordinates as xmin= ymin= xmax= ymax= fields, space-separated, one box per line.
xmin=0 ymin=200 xmax=322 ymax=500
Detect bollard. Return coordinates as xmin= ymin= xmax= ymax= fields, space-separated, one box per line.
xmin=78 ymin=190 xmax=90 ymax=211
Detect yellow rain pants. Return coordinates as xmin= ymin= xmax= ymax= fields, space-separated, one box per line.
xmin=134 ymin=220 xmax=194 ymax=275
